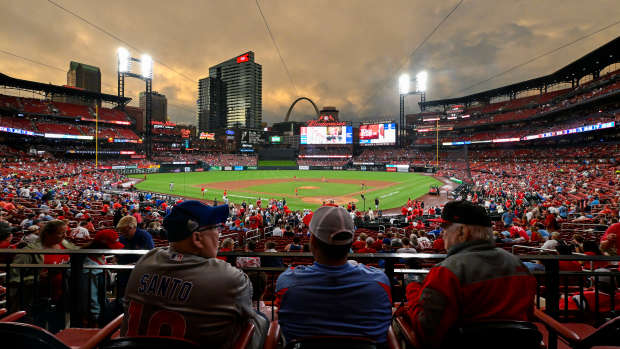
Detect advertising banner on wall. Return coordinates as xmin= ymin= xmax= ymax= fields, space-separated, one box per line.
xmin=234 ymin=166 xmax=244 ymax=171
xmin=298 ymin=166 xmax=310 ymax=170
xmin=224 ymin=166 xmax=232 ymax=171
xmin=247 ymin=166 xmax=258 ymax=170
xmin=386 ymin=164 xmax=408 ymax=172
xmin=210 ymin=166 xmax=222 ymax=171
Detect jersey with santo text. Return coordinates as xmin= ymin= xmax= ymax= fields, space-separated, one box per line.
xmin=121 ymin=247 xmax=267 ymax=349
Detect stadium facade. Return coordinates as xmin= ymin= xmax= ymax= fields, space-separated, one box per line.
xmin=198 ymin=51 xmax=262 ymax=131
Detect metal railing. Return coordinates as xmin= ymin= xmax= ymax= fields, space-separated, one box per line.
xmin=0 ymin=248 xmax=618 ymax=347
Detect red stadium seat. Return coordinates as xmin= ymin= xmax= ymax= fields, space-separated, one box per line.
xmin=0 ymin=313 xmax=122 ymax=349
xmin=394 ymin=315 xmax=542 ymax=349
xmin=534 ymin=308 xmax=620 ymax=349
xmin=0 ymin=310 xmax=26 ymax=322
xmin=104 ymin=322 xmax=255 ymax=349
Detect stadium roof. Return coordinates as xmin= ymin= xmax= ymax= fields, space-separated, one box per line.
xmin=0 ymin=72 xmax=130 ymax=104
xmin=420 ymin=36 xmax=620 ymax=109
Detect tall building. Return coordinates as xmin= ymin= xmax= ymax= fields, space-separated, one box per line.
xmin=197 ymin=77 xmax=227 ymax=132
xmin=139 ymin=91 xmax=167 ymax=123
xmin=197 ymin=51 xmax=262 ymax=130
xmin=67 ymin=61 xmax=101 ymax=93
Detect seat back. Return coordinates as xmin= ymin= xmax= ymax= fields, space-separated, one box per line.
xmin=579 ymin=315 xmax=620 ymax=349
xmin=102 ymin=336 xmax=200 ymax=349
xmin=0 ymin=322 xmax=69 ymax=349
xmin=442 ymin=321 xmax=542 ymax=349
xmin=284 ymin=336 xmax=377 ymax=349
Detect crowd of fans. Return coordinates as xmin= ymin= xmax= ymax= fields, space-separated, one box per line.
xmin=0 ymin=137 xmax=618 ymax=347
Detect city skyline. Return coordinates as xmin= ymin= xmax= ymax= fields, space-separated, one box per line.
xmin=0 ymin=1 xmax=618 ymax=126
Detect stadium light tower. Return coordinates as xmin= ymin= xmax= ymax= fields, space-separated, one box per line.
xmin=117 ymin=48 xmax=154 ymax=159
xmin=398 ymin=71 xmax=427 ymax=147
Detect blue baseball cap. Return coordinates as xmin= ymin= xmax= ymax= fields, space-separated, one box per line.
xmin=164 ymin=200 xmax=229 ymax=242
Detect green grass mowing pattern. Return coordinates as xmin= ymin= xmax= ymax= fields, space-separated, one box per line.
xmin=131 ymin=170 xmax=442 ymax=211
xmin=244 ymin=181 xmax=363 ymax=197
xmin=258 ymin=160 xmax=298 ymax=166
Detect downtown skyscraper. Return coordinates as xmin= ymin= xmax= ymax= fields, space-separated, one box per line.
xmin=198 ymin=51 xmax=262 ymax=131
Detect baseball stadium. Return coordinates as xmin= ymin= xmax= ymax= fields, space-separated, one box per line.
xmin=134 ymin=170 xmax=443 ymax=211
xmin=0 ymin=2 xmax=619 ymax=349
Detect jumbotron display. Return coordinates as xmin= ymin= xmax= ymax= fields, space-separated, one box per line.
xmin=359 ymin=123 xmax=396 ymax=146
xmin=300 ymin=126 xmax=353 ymax=144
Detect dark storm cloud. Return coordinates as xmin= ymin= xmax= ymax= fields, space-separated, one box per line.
xmin=0 ymin=0 xmax=618 ymax=126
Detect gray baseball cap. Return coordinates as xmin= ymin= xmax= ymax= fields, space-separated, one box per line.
xmin=309 ymin=206 xmax=354 ymax=245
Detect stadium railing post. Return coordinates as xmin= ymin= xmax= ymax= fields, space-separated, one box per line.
xmin=69 ymin=253 xmax=85 ymax=327
xmin=542 ymin=257 xmax=560 ymax=349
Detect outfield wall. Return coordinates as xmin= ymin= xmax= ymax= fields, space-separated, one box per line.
xmin=104 ymin=163 xmax=437 ymax=174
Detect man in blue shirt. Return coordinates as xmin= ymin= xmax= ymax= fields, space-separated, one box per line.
xmin=275 ymin=206 xmax=392 ymax=344
xmin=114 ymin=215 xmax=155 ymax=313
xmin=502 ymin=210 xmax=514 ymax=227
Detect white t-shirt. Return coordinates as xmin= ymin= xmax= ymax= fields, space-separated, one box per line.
xmin=541 ymin=239 xmax=559 ymax=251
xmin=73 ymin=226 xmax=90 ymax=239
xmin=272 ymin=227 xmax=283 ymax=237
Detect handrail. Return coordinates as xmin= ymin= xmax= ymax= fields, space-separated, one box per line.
xmin=1 ymin=249 xmax=618 ymax=261
xmin=511 ymin=245 xmax=559 ymax=254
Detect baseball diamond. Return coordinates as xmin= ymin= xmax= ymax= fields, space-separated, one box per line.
xmin=131 ymin=170 xmax=442 ymax=211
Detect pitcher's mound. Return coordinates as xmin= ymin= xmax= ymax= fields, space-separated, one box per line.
xmin=298 ymin=186 xmax=319 ymax=189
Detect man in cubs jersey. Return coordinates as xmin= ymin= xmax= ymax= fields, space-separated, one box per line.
xmin=121 ymin=200 xmax=267 ymax=349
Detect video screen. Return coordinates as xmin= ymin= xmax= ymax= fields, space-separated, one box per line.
xmin=359 ymin=123 xmax=396 ymax=145
xmin=300 ymin=126 xmax=352 ymax=144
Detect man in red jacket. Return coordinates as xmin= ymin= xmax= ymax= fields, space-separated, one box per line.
xmin=399 ymin=200 xmax=536 ymax=348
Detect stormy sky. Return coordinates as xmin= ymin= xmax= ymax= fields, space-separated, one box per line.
xmin=0 ymin=0 xmax=618 ymax=126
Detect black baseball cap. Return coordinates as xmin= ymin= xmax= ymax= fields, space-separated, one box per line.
xmin=437 ymin=200 xmax=492 ymax=227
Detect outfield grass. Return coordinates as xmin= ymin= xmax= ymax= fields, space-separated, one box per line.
xmin=131 ymin=170 xmax=441 ymax=211
xmin=258 ymin=160 xmax=298 ymax=166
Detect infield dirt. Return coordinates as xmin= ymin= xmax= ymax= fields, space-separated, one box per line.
xmin=194 ymin=178 xmax=397 ymax=206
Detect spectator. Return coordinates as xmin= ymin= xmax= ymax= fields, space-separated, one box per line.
xmin=0 ymin=222 xmax=13 ymax=247
xmin=72 ymin=220 xmax=91 ymax=239
xmin=285 ymin=236 xmax=303 ymax=252
xmin=114 ymin=215 xmax=154 ymax=312
xmin=79 ymin=229 xmax=124 ymax=325
xmin=261 ymin=241 xmax=283 ymax=268
xmin=600 ymin=222 xmax=620 ymax=251
xmin=272 ymin=224 xmax=283 ymax=237
xmin=432 ymin=232 xmax=445 ymax=250
xmin=147 ymin=221 xmax=166 ymax=240
xmin=22 ymin=224 xmax=40 ymax=243
xmin=416 ymin=233 xmax=433 ymax=250
xmin=541 ymin=232 xmax=561 ymax=251
xmin=275 ymin=206 xmax=392 ymax=343
xmin=357 ymin=237 xmax=377 ymax=253
xmin=372 ymin=233 xmax=384 ymax=250
xmin=121 ymin=200 xmax=267 ymax=349
xmin=9 ymin=220 xmax=77 ymax=331
xmin=236 ymin=240 xmax=261 ymax=268
xmin=116 ymin=215 xmax=154 ymax=264
xmin=283 ymin=225 xmax=295 ymax=238
xmin=396 ymin=237 xmax=417 ymax=253
xmin=399 ymin=201 xmax=536 ymax=347
xmin=351 ymin=232 xmax=367 ymax=252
